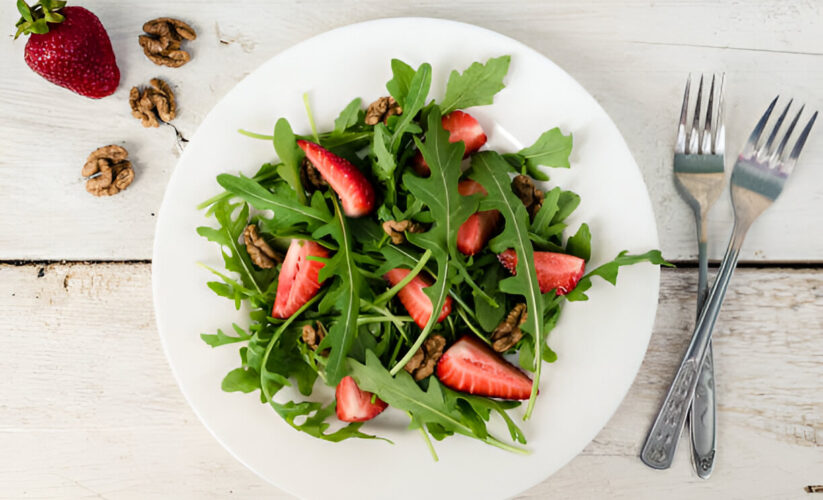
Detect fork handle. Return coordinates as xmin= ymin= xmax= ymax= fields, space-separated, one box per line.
xmin=689 ymin=240 xmax=717 ymax=478
xmin=641 ymin=223 xmax=748 ymax=469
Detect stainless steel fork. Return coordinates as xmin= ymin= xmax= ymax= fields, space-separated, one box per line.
xmin=667 ymin=74 xmax=725 ymax=478
xmin=641 ymin=96 xmax=818 ymax=472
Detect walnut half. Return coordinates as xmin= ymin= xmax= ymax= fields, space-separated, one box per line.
xmin=511 ymin=175 xmax=544 ymax=219
xmin=404 ymin=334 xmax=447 ymax=380
xmin=243 ymin=224 xmax=281 ymax=269
xmin=302 ymin=322 xmax=329 ymax=356
xmin=382 ymin=219 xmax=424 ymax=245
xmin=130 ymin=78 xmax=176 ymax=128
xmin=139 ymin=17 xmax=197 ymax=68
xmin=491 ymin=303 xmax=527 ymax=352
xmin=365 ymin=96 xmax=402 ymax=125
xmin=82 ymin=145 xmax=134 ymax=197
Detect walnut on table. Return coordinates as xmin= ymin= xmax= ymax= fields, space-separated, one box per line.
xmin=139 ymin=17 xmax=197 ymax=68
xmin=129 ymin=78 xmax=176 ymax=128
xmin=403 ymin=334 xmax=447 ymax=380
xmin=81 ymin=145 xmax=134 ymax=197
xmin=365 ymin=96 xmax=402 ymax=125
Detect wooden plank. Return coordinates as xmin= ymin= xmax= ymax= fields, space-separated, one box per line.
xmin=1 ymin=263 xmax=820 ymax=498
xmin=0 ymin=1 xmax=822 ymax=260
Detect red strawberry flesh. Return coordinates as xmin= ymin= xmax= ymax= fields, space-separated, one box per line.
xmin=456 ymin=179 xmax=501 ymax=256
xmin=498 ymin=249 xmax=585 ymax=295
xmin=436 ymin=335 xmax=533 ymax=400
xmin=412 ymin=110 xmax=488 ymax=176
xmin=23 ymin=7 xmax=120 ymax=98
xmin=336 ymin=375 xmax=388 ymax=422
xmin=271 ymin=239 xmax=329 ymax=319
xmin=384 ymin=268 xmax=452 ymax=329
xmin=297 ymin=140 xmax=375 ymax=217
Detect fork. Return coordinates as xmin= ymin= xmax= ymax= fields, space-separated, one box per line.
xmin=640 ymin=96 xmax=818 ymax=472
xmin=665 ymin=74 xmax=725 ymax=478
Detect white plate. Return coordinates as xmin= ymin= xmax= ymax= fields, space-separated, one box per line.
xmin=153 ymin=17 xmax=660 ymax=500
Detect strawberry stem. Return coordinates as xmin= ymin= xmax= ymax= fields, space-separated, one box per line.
xmin=14 ymin=0 xmax=66 ymax=39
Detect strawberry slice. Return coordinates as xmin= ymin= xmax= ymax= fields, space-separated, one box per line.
xmin=336 ymin=376 xmax=388 ymax=422
xmin=498 ymin=249 xmax=585 ymax=295
xmin=456 ymin=179 xmax=501 ymax=256
xmin=271 ymin=239 xmax=329 ymax=319
xmin=384 ymin=268 xmax=453 ymax=329
xmin=411 ymin=110 xmax=488 ymax=176
xmin=436 ymin=335 xmax=533 ymax=400
xmin=297 ymin=140 xmax=376 ymax=217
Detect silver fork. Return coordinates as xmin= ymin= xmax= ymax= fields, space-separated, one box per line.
xmin=641 ymin=96 xmax=818 ymax=472
xmin=665 ymin=74 xmax=725 ymax=478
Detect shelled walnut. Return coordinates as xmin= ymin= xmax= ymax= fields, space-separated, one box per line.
xmin=243 ymin=224 xmax=281 ymax=269
xmin=365 ymin=96 xmax=402 ymax=125
xmin=511 ymin=175 xmax=544 ymax=219
xmin=381 ymin=219 xmax=424 ymax=244
xmin=81 ymin=145 xmax=134 ymax=197
xmin=403 ymin=334 xmax=446 ymax=380
xmin=139 ymin=17 xmax=197 ymax=68
xmin=129 ymin=78 xmax=176 ymax=128
xmin=490 ymin=303 xmax=527 ymax=352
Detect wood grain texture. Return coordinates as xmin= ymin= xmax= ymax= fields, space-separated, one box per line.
xmin=1 ymin=263 xmax=820 ymax=499
xmin=1 ymin=0 xmax=822 ymax=260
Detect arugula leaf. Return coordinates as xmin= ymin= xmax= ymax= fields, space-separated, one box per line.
xmin=469 ymin=151 xmax=545 ymax=419
xmin=349 ymin=351 xmax=527 ymax=453
xmin=440 ymin=55 xmax=511 ymax=114
xmin=216 ymin=174 xmax=329 ymax=231
xmin=371 ymin=123 xmax=397 ymax=206
xmin=273 ymin=118 xmax=306 ymax=204
xmin=201 ymin=323 xmax=251 ymax=347
xmin=566 ymin=223 xmax=591 ymax=261
xmin=508 ymin=128 xmax=573 ymax=181
xmin=553 ymin=190 xmax=581 ymax=225
xmin=334 ymin=97 xmax=362 ymax=134
xmin=270 ymin=400 xmax=387 ymax=443
xmin=566 ymin=250 xmax=672 ymax=302
xmin=475 ymin=264 xmax=506 ymax=331
xmin=313 ymin=198 xmax=362 ymax=386
xmin=397 ymin=106 xmax=474 ymax=374
xmin=390 ymin=62 xmax=432 ymax=153
xmin=385 ymin=59 xmax=415 ymax=107
xmin=196 ymin=201 xmax=275 ymax=300
xmin=221 ymin=367 xmax=260 ymax=393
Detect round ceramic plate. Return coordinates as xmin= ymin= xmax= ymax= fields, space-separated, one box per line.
xmin=153 ymin=17 xmax=660 ymax=500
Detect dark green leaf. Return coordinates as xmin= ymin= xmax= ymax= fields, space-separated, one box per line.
xmin=221 ymin=367 xmax=260 ymax=393
xmin=273 ymin=118 xmax=305 ymax=204
xmin=385 ymin=58 xmax=415 ymax=107
xmin=201 ymin=323 xmax=251 ymax=347
xmin=334 ymin=97 xmax=362 ymax=134
xmin=390 ymin=63 xmax=432 ymax=152
xmin=514 ymin=128 xmax=573 ymax=180
xmin=440 ymin=55 xmax=511 ymax=114
xmin=566 ymin=223 xmax=591 ymax=261
xmin=270 ymin=400 xmax=388 ymax=443
xmin=566 ymin=250 xmax=672 ymax=301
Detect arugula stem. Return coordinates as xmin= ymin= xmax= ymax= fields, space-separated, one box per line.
xmin=357 ymin=315 xmax=412 ymax=326
xmin=196 ymin=166 xmax=282 ymax=210
xmin=302 ymin=92 xmax=320 ymax=143
xmin=260 ymin=292 xmax=326 ymax=404
xmin=237 ymin=129 xmax=274 ymax=140
xmin=456 ymin=307 xmax=490 ymax=345
xmin=409 ymin=411 xmax=439 ymax=462
xmin=362 ymin=300 xmax=409 ymax=342
xmin=373 ymin=249 xmax=432 ymax=305
xmin=448 ymin=291 xmax=477 ymax=322
xmin=388 ymin=336 xmax=404 ymax=367
xmin=482 ymin=435 xmax=530 ymax=455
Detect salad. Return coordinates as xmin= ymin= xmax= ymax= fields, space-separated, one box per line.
xmin=197 ymin=55 xmax=666 ymax=457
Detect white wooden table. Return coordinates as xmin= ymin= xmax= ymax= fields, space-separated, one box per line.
xmin=2 ymin=1 xmax=821 ymax=498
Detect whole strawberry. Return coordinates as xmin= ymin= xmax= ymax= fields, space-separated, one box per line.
xmin=15 ymin=1 xmax=120 ymax=98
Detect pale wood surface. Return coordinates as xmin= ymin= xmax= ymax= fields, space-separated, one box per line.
xmin=1 ymin=0 xmax=822 ymax=260
xmin=1 ymin=264 xmax=821 ymax=499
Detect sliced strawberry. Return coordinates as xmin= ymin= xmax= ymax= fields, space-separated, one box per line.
xmin=498 ymin=249 xmax=585 ymax=295
xmin=436 ymin=335 xmax=533 ymax=400
xmin=456 ymin=179 xmax=501 ymax=256
xmin=297 ymin=140 xmax=375 ymax=217
xmin=384 ymin=268 xmax=453 ymax=329
xmin=411 ymin=110 xmax=488 ymax=176
xmin=336 ymin=376 xmax=388 ymax=422
xmin=271 ymin=239 xmax=329 ymax=319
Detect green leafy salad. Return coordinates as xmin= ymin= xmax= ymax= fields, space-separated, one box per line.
xmin=197 ymin=55 xmax=667 ymax=458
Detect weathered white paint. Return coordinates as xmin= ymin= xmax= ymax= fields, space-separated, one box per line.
xmin=1 ymin=1 xmax=822 ymax=260
xmin=1 ymin=264 xmax=820 ymax=498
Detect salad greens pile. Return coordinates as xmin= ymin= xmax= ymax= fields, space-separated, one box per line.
xmin=197 ymin=55 xmax=667 ymax=457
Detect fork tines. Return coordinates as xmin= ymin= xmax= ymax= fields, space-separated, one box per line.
xmin=743 ymin=96 xmax=818 ymax=172
xmin=676 ymin=73 xmax=726 ymax=155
